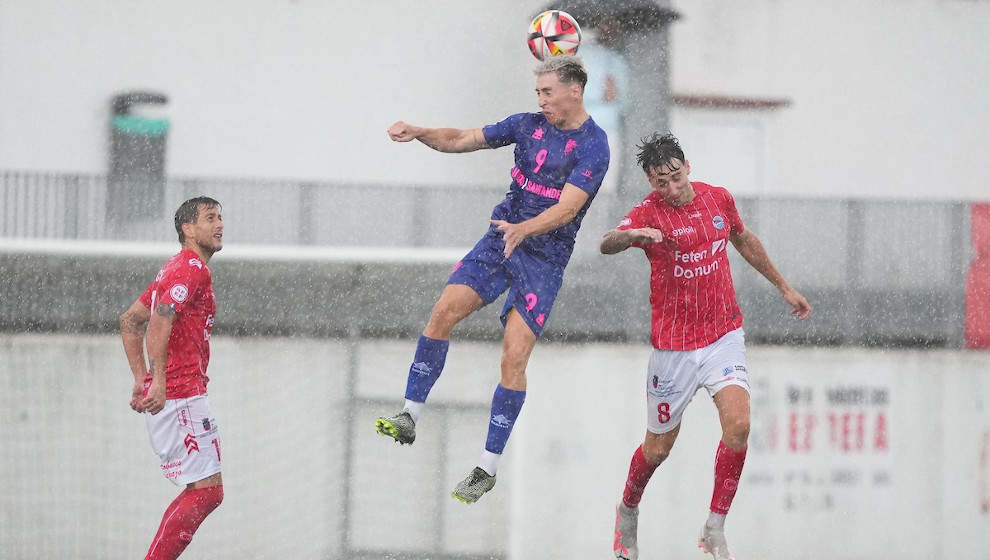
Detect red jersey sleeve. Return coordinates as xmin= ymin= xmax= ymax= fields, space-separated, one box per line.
xmin=617 ymin=194 xmax=658 ymax=249
xmin=618 ymin=195 xmax=656 ymax=229
xmin=138 ymin=282 xmax=154 ymax=308
xmin=719 ymin=188 xmax=745 ymax=234
xmin=156 ymin=261 xmax=206 ymax=314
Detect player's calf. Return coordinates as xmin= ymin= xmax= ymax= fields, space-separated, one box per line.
xmin=145 ymin=484 xmax=223 ymax=560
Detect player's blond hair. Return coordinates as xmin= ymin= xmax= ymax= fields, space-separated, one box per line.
xmin=534 ymin=55 xmax=587 ymax=91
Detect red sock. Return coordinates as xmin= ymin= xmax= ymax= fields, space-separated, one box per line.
xmin=621 ymin=445 xmax=659 ymax=508
xmin=710 ymin=441 xmax=747 ymax=514
xmin=145 ymin=485 xmax=224 ymax=560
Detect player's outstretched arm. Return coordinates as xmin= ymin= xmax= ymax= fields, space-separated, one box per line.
xmin=120 ymin=299 xmax=151 ymax=412
xmin=730 ymin=228 xmax=812 ymax=319
xmin=142 ymin=303 xmax=177 ymax=415
xmin=600 ymin=227 xmax=664 ymax=255
xmin=387 ymin=121 xmax=489 ymax=153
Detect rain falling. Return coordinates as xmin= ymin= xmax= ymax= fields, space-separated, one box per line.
xmin=1 ymin=1 xmax=989 ymax=559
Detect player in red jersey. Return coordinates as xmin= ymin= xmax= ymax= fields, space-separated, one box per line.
xmin=119 ymin=197 xmax=225 ymax=560
xmin=602 ymin=134 xmax=811 ymax=560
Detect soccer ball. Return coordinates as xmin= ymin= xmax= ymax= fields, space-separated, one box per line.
xmin=527 ymin=10 xmax=582 ymax=61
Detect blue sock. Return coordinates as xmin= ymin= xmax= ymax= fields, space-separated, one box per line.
xmin=403 ymin=335 xmax=449 ymax=403
xmin=485 ymin=384 xmax=527 ymax=454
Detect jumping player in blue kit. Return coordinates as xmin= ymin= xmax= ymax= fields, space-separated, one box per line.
xmin=377 ymin=55 xmax=610 ymax=503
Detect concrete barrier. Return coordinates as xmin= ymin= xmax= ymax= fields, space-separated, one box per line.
xmin=0 ymin=239 xmax=967 ymax=346
xmin=1 ymin=333 xmax=987 ymax=559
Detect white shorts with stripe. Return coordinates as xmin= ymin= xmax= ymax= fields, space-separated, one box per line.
xmin=645 ymin=328 xmax=750 ymax=434
xmin=145 ymin=394 xmax=222 ymax=486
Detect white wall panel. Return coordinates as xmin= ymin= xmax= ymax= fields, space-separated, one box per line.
xmin=1 ymin=1 xmax=988 ymax=200
xmin=2 ymin=334 xmax=988 ymax=559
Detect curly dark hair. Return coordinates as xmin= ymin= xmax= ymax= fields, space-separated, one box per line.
xmin=635 ymin=132 xmax=686 ymax=172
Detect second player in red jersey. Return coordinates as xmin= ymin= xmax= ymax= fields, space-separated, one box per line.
xmin=119 ymin=197 xmax=225 ymax=560
xmin=138 ymin=246 xmax=216 ymax=398
xmin=618 ymin=179 xmax=745 ymax=350
xmin=601 ymin=133 xmax=811 ymax=560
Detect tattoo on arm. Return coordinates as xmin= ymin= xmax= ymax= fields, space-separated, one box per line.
xmin=120 ymin=313 xmax=146 ymax=335
xmin=155 ymin=303 xmax=177 ymax=318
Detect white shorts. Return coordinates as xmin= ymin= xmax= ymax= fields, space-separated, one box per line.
xmin=146 ymin=394 xmax=222 ymax=486
xmin=645 ymin=328 xmax=750 ymax=434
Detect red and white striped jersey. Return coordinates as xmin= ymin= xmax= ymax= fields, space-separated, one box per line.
xmin=617 ymin=182 xmax=744 ymax=350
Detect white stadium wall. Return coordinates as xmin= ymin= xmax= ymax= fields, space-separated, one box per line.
xmin=667 ymin=1 xmax=990 ymax=201
xmin=509 ymin=345 xmax=990 ymax=559
xmin=1 ymin=1 xmax=988 ymax=200
xmin=0 ymin=1 xmax=540 ymax=186
xmin=1 ymin=334 xmax=988 ymax=559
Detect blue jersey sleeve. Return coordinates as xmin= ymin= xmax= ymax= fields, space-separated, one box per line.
xmin=565 ymin=133 xmax=610 ymax=195
xmin=482 ymin=113 xmax=529 ymax=149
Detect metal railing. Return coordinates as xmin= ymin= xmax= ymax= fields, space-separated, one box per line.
xmin=0 ymin=171 xmax=507 ymax=247
xmin=0 ymin=170 xmax=975 ymax=347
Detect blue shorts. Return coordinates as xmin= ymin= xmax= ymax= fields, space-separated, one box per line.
xmin=447 ymin=230 xmax=564 ymax=337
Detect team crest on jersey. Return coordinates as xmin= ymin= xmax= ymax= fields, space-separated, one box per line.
xmin=188 ymin=258 xmax=203 ymax=269
xmin=712 ymin=215 xmax=725 ymax=230
xmin=170 ymin=284 xmax=189 ymax=303
xmin=531 ymin=128 xmax=545 ymax=140
xmin=564 ymin=139 xmax=578 ymax=154
xmin=619 ymin=217 xmax=632 ymax=227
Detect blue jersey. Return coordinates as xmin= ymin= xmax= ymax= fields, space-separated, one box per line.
xmin=483 ymin=112 xmax=610 ymax=267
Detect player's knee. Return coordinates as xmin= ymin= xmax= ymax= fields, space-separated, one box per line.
xmin=428 ymin=302 xmax=452 ymax=322
xmin=642 ymin=441 xmax=672 ymax=465
xmin=198 ymin=484 xmax=224 ymax=515
xmin=646 ymin=447 xmax=670 ymax=466
xmin=210 ymin=485 xmax=224 ymax=509
xmin=500 ymin=351 xmax=523 ymax=372
xmin=499 ymin=369 xmax=526 ymax=391
xmin=723 ymin=417 xmax=750 ymax=446
xmin=428 ymin=300 xmax=465 ymax=330
xmin=500 ymin=352 xmax=528 ymax=378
